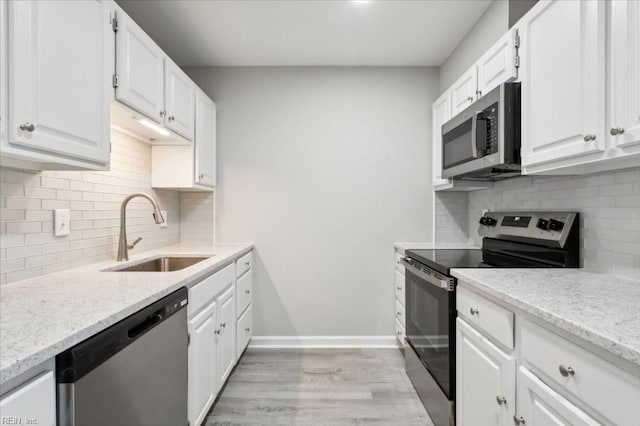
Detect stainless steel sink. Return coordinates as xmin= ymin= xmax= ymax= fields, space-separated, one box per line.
xmin=112 ymin=256 xmax=210 ymax=272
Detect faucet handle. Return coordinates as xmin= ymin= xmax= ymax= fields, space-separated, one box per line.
xmin=127 ymin=237 xmax=143 ymax=250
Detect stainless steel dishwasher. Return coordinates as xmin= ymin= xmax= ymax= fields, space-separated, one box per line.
xmin=56 ymin=287 xmax=188 ymax=426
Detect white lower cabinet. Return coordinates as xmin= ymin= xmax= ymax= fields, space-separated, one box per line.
xmin=235 ymin=252 xmax=253 ymax=357
xmin=517 ymin=367 xmax=598 ymax=426
xmin=188 ymin=300 xmax=217 ymax=426
xmin=0 ymin=369 xmax=56 ymax=426
xmin=456 ymin=318 xmax=515 ymax=426
xmin=457 ymin=283 xmax=640 ymax=426
xmin=393 ymin=248 xmax=406 ymax=347
xmin=216 ymin=286 xmax=236 ymax=388
xmin=236 ymin=304 xmax=253 ymax=358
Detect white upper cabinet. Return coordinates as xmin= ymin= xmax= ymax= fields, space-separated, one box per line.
xmin=451 ymin=67 xmax=478 ymax=116
xmin=1 ymin=0 xmax=7 ymax=150
xmin=476 ymin=29 xmax=518 ymax=98
xmin=518 ymin=0 xmax=607 ymax=171
xmin=115 ymin=9 xmax=165 ymax=124
xmin=432 ymin=91 xmax=452 ymax=189
xmin=608 ymin=0 xmax=640 ymax=152
xmin=195 ymin=89 xmax=217 ymax=187
xmin=3 ymin=0 xmax=113 ymax=169
xmin=164 ymin=59 xmax=195 ymax=140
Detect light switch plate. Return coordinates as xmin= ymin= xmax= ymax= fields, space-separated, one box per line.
xmin=160 ymin=210 xmax=167 ymax=228
xmin=54 ymin=209 xmax=71 ymax=236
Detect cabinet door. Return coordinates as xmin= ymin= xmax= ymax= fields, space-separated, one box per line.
xmin=195 ymin=89 xmax=217 ymax=187
xmin=236 ymin=303 xmax=253 ymax=357
xmin=609 ymin=0 xmax=640 ymax=151
xmin=116 ymin=9 xmax=165 ymax=124
xmin=216 ymin=286 xmax=236 ymax=389
xmin=456 ymin=318 xmax=515 ymax=426
xmin=164 ymin=59 xmax=195 ymax=140
xmin=432 ymin=90 xmax=453 ymax=189
xmin=188 ymin=301 xmax=217 ymax=426
xmin=7 ymin=0 xmax=112 ymax=164
xmin=517 ymin=367 xmax=599 ymax=426
xmin=451 ymin=67 xmax=477 ymax=115
xmin=0 ymin=370 xmax=56 ymax=426
xmin=518 ymin=0 xmax=606 ymax=169
xmin=476 ymin=30 xmax=517 ymax=98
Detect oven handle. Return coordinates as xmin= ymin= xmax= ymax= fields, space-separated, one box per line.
xmin=402 ymin=257 xmax=454 ymax=292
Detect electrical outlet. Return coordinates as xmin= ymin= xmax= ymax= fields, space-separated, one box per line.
xmin=160 ymin=210 xmax=167 ymax=228
xmin=54 ymin=209 xmax=71 ymax=237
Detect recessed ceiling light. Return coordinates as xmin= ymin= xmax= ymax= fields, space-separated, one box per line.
xmin=134 ymin=116 xmax=170 ymax=137
xmin=351 ymin=0 xmax=371 ymax=5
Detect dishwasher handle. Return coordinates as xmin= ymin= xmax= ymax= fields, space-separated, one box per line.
xmin=128 ymin=310 xmax=164 ymax=339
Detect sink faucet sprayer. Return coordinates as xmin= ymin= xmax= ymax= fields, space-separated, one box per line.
xmin=117 ymin=193 xmax=165 ymax=261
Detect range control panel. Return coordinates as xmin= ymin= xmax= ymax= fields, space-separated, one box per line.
xmin=478 ymin=211 xmax=578 ymax=248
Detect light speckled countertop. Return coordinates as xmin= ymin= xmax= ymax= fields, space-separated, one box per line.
xmin=451 ymin=268 xmax=640 ymax=367
xmin=0 ymin=243 xmax=253 ymax=385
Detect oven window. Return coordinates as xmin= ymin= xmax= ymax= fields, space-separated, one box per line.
xmin=405 ymin=269 xmax=454 ymax=398
xmin=442 ymin=118 xmax=474 ymax=169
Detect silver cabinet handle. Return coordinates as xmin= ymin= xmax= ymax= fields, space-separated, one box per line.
xmin=470 ymin=307 xmax=479 ymax=315
xmin=160 ymin=110 xmax=166 ymax=117
xmin=610 ymin=127 xmax=625 ymax=136
xmin=214 ymin=328 xmax=221 ymax=335
xmin=245 ymin=289 xmax=250 ymax=294
xmin=199 ymin=173 xmax=204 ymax=180
xmin=397 ymin=311 xmax=402 ymax=316
xmin=558 ymin=364 xmax=575 ymax=377
xmin=467 ymin=96 xmax=474 ymax=103
xmin=583 ymin=133 xmax=596 ymax=142
xmin=220 ymin=322 xmax=226 ymax=329
xmin=514 ymin=415 xmax=526 ymax=425
xmin=496 ymin=395 xmax=507 ymax=405
xmin=245 ymin=261 xmax=250 ymax=266
xmin=477 ymin=90 xmax=482 ymax=98
xmin=168 ymin=115 xmax=175 ymax=122
xmin=246 ymin=327 xmax=251 ymax=332
xmin=396 ymin=286 xmax=402 ymax=290
xmin=19 ymin=122 xmax=35 ymax=132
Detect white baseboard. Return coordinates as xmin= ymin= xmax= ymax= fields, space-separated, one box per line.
xmin=248 ymin=335 xmax=399 ymax=349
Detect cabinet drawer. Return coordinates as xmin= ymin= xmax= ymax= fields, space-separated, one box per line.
xmin=236 ymin=251 xmax=252 ymax=278
xmin=395 ymin=251 xmax=405 ymax=274
xmin=395 ymin=271 xmax=405 ymax=306
xmin=236 ymin=304 xmax=253 ymax=357
xmin=521 ymin=320 xmax=640 ymax=425
xmin=395 ymin=319 xmax=406 ymax=348
xmin=0 ymin=370 xmax=55 ymax=425
xmin=457 ymin=285 xmax=514 ymax=349
xmin=395 ymin=300 xmax=405 ymax=328
xmin=189 ymin=263 xmax=235 ymax=317
xmin=236 ymin=268 xmax=252 ymax=318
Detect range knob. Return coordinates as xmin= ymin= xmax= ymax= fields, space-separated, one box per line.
xmin=548 ymin=219 xmax=565 ymax=232
xmin=536 ymin=218 xmax=549 ymax=230
xmin=479 ymin=216 xmax=497 ymax=226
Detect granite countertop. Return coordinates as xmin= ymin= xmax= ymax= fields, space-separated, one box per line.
xmin=451 ymin=268 xmax=640 ymax=367
xmin=0 ymin=242 xmax=253 ymax=385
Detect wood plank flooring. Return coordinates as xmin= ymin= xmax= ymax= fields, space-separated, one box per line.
xmin=205 ymin=348 xmax=434 ymax=425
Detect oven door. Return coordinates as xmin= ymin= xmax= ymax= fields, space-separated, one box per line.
xmin=403 ymin=260 xmax=456 ymax=399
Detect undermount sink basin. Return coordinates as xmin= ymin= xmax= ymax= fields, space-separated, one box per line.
xmin=112 ymin=256 xmax=210 ymax=272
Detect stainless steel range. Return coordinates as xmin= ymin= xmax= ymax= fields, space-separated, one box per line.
xmin=403 ymin=211 xmax=580 ymax=426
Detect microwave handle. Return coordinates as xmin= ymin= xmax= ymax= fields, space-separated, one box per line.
xmin=471 ymin=111 xmax=487 ymax=157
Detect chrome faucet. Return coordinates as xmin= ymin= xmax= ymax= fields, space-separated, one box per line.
xmin=117 ymin=193 xmax=165 ymax=261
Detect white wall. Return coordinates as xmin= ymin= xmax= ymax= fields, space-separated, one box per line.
xmin=186 ymin=67 xmax=438 ymax=337
xmin=438 ymin=0 xmax=508 ymax=93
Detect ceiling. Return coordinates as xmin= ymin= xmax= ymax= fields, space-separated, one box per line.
xmin=116 ymin=0 xmax=493 ymax=67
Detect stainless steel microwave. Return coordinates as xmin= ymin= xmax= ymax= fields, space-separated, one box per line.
xmin=441 ymin=82 xmax=521 ymax=180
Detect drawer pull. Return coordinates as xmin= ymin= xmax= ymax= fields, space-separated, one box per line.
xmin=245 ymin=261 xmax=250 ymax=266
xmin=513 ymin=415 xmax=526 ymax=425
xmin=496 ymin=395 xmax=507 ymax=405
xmin=397 ymin=311 xmax=402 ymax=316
xmin=396 ymin=286 xmax=402 ymax=290
xmin=214 ymin=328 xmax=221 ymax=335
xmin=220 ymin=322 xmax=226 ymax=329
xmin=558 ymin=364 xmax=575 ymax=377
xmin=469 ymin=307 xmax=479 ymax=315
xmin=246 ymin=327 xmax=251 ymax=332
xmin=245 ymin=289 xmax=251 ymax=294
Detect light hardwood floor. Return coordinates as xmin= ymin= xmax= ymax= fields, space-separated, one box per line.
xmin=205 ymin=348 xmax=433 ymax=425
